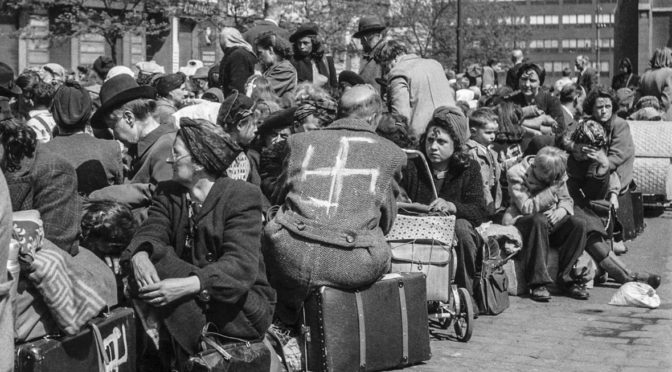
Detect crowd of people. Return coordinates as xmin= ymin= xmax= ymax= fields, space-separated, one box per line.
xmin=0 ymin=7 xmax=669 ymax=371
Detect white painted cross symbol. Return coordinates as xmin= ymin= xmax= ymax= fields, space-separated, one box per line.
xmin=300 ymin=136 xmax=380 ymax=215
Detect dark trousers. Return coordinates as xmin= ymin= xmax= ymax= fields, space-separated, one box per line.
xmin=514 ymin=213 xmax=587 ymax=287
xmin=454 ymin=218 xmax=484 ymax=297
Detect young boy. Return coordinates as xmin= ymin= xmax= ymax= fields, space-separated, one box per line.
xmin=466 ymin=107 xmax=502 ymax=216
xmin=502 ymin=146 xmax=573 ymax=226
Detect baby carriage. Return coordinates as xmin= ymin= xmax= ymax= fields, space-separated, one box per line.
xmin=385 ymin=149 xmax=475 ymax=342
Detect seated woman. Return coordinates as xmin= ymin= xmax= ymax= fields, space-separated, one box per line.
xmin=504 ymin=146 xmax=589 ymax=301
xmin=401 ymin=106 xmax=487 ymax=301
xmin=255 ymin=32 xmax=298 ymax=105
xmin=120 ymin=118 xmax=275 ymax=367
xmin=566 ymin=121 xmax=660 ymax=288
xmin=0 ymin=118 xmax=80 ymax=255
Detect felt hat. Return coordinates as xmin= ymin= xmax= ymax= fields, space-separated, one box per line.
xmin=155 ymin=73 xmax=186 ymax=97
xmin=0 ymin=62 xmax=21 ymax=96
xmin=90 ymin=74 xmax=156 ymax=129
xmin=353 ymin=16 xmax=386 ymax=39
xmin=51 ymin=81 xmax=92 ymax=128
xmin=93 ymin=56 xmax=115 ymax=79
xmin=289 ymin=23 xmax=319 ymax=43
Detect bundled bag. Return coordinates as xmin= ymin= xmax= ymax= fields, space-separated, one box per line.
xmin=473 ymin=238 xmax=511 ymax=315
xmin=185 ymin=323 xmax=271 ymax=372
xmin=386 ymin=203 xmax=456 ymax=302
xmin=609 ymin=282 xmax=660 ymax=309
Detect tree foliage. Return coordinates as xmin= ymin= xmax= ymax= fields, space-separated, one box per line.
xmin=391 ymin=0 xmax=530 ymax=70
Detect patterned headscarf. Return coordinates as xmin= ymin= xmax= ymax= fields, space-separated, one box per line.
xmin=178 ymin=118 xmax=243 ymax=177
xmin=571 ymin=119 xmax=607 ymax=148
xmin=293 ymin=96 xmax=337 ymax=127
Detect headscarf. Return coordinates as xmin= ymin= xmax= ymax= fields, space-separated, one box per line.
xmin=571 ymin=119 xmax=607 ymax=148
xmin=51 ymin=81 xmax=92 ymax=129
xmin=430 ymin=105 xmax=470 ymax=144
xmin=220 ymin=27 xmax=254 ymax=55
xmin=155 ymin=73 xmax=186 ymax=97
xmin=293 ymin=96 xmax=337 ymax=126
xmin=217 ymin=92 xmax=255 ymax=129
xmin=178 ymin=118 xmax=243 ymax=177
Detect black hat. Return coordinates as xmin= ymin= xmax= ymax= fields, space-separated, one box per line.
xmin=289 ymin=23 xmax=319 ymax=43
xmin=90 ymin=74 xmax=156 ymax=129
xmin=338 ymin=70 xmax=366 ymax=86
xmin=258 ymin=107 xmax=297 ymax=135
xmin=155 ymin=72 xmax=186 ymax=97
xmin=353 ymin=16 xmax=386 ymax=39
xmin=0 ymin=62 xmax=21 ymax=96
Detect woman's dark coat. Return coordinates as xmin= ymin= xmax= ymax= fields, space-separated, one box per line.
xmin=219 ymin=47 xmax=258 ymax=97
xmin=121 ymin=178 xmax=275 ymax=354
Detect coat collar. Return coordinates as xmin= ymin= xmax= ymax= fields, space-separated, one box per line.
xmin=324 ymin=118 xmax=376 ymax=133
xmin=191 ymin=177 xmax=230 ymax=222
xmin=137 ymin=124 xmax=176 ymax=159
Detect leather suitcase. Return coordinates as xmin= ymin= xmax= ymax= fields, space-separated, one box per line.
xmin=303 ymin=273 xmax=431 ymax=372
xmin=15 ymin=307 xmax=136 ymax=372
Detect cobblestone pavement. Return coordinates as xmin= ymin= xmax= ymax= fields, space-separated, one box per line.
xmin=405 ymin=214 xmax=672 ymax=372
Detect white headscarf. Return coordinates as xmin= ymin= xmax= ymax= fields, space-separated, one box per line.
xmin=220 ymin=27 xmax=255 ymax=55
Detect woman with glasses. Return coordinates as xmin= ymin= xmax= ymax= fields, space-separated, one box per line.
xmin=121 ymin=117 xmax=275 ymax=368
xmin=255 ymin=31 xmax=298 ymax=105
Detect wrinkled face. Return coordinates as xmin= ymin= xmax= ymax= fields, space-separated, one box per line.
xmin=168 ymin=136 xmax=195 ymax=186
xmin=592 ymin=97 xmax=613 ymax=123
xmin=425 ymin=126 xmax=455 ymax=165
xmin=257 ymin=46 xmax=276 ymax=67
xmin=236 ymin=115 xmax=258 ymax=146
xmin=519 ymin=70 xmax=540 ymax=97
xmin=105 ymin=111 xmax=139 ymax=145
xmin=263 ymin=127 xmax=291 ymax=148
xmin=169 ymin=83 xmax=188 ymax=105
xmin=471 ymin=121 xmax=498 ymax=146
xmin=297 ymin=36 xmax=313 ymax=55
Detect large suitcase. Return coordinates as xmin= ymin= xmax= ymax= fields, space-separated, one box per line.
xmin=15 ymin=307 xmax=136 ymax=372
xmin=303 ymin=272 xmax=431 ymax=372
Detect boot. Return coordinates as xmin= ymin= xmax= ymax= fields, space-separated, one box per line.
xmin=598 ymin=253 xmax=661 ymax=289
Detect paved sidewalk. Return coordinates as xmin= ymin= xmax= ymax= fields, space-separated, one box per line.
xmin=407 ymin=216 xmax=672 ymax=372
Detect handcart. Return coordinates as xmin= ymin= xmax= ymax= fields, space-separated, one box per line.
xmin=385 ymin=149 xmax=474 ymax=342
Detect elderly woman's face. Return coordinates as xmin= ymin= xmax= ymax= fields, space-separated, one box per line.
xmin=592 ymin=97 xmax=613 ymax=123
xmin=519 ymin=70 xmax=540 ymax=97
xmin=169 ymin=136 xmax=195 ymax=186
xmin=425 ymin=126 xmax=455 ymax=165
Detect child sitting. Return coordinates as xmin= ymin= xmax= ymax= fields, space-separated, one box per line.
xmin=466 ymin=108 xmax=502 ymax=216
xmin=503 ymin=146 xmax=589 ymax=301
xmin=80 ymin=200 xmax=138 ymax=304
xmin=502 ymin=146 xmax=573 ymax=225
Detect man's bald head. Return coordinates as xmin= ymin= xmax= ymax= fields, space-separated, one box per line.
xmin=338 ymin=84 xmax=382 ymax=122
xmin=511 ymin=49 xmax=523 ymax=64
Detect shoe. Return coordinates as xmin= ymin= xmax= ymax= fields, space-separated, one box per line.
xmin=565 ymin=283 xmax=590 ymax=300
xmin=530 ymin=285 xmax=551 ymax=302
xmin=268 ymin=323 xmax=303 ymax=371
xmin=613 ymin=241 xmax=628 ymax=255
xmin=632 ymin=272 xmax=662 ymax=289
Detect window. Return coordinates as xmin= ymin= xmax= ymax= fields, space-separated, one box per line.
xmin=515 ymin=40 xmax=526 ymax=48
xmin=562 ymin=14 xmax=577 ymax=24
xmin=553 ymin=62 xmax=563 ymax=73
xmin=577 ymin=39 xmax=591 ymax=48
xmin=577 ymin=14 xmax=592 ymax=24
xmin=562 ymin=39 xmax=577 ymax=48
xmin=544 ymin=15 xmax=559 ymax=24
xmin=543 ymin=62 xmax=553 ymax=73
xmin=544 ymin=39 xmax=558 ymax=49
xmin=601 ymin=61 xmax=610 ymax=72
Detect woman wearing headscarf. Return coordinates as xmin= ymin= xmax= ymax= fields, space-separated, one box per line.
xmin=45 ymin=81 xmax=123 ymax=196
xmin=400 ymin=106 xmax=487 ymax=302
xmin=612 ymin=58 xmax=638 ymax=91
xmin=219 ymin=27 xmax=258 ymax=97
xmin=121 ymin=117 xmax=275 ymax=368
xmin=639 ymin=47 xmax=672 ymax=115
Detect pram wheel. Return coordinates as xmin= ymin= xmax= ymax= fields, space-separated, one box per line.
xmin=453 ymin=288 xmax=474 ymax=342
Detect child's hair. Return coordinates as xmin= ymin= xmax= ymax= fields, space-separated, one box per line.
xmin=469 ymin=107 xmax=498 ymax=130
xmin=80 ymin=200 xmax=138 ymax=256
xmin=534 ymin=146 xmax=568 ymax=184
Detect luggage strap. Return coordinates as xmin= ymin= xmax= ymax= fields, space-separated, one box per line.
xmin=355 ymin=291 xmax=366 ymax=370
xmin=91 ymin=322 xmax=108 ymax=372
xmin=398 ymin=281 xmax=409 ymax=364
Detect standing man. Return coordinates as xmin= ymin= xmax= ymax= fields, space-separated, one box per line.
xmin=352 ymin=15 xmax=387 ymax=93
xmin=575 ymin=55 xmax=599 ymax=94
xmin=375 ymin=39 xmax=455 ymax=138
xmin=505 ymin=49 xmax=524 ymax=90
xmin=243 ymin=0 xmax=289 ymax=45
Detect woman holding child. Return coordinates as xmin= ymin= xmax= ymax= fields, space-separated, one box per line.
xmin=401 ymin=106 xmax=487 ymax=301
xmin=121 ymin=118 xmax=275 ymax=367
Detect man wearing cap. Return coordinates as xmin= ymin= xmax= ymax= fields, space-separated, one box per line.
xmin=155 ymin=72 xmax=188 ymax=127
xmin=191 ymin=66 xmax=210 ymax=98
xmin=0 ymin=61 xmax=22 ymax=120
xmin=88 ymin=74 xmax=176 ymax=206
xmin=290 ymin=23 xmax=337 ymax=90
xmin=45 ymin=81 xmax=123 ymax=195
xmin=353 ymin=16 xmax=386 ymax=93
